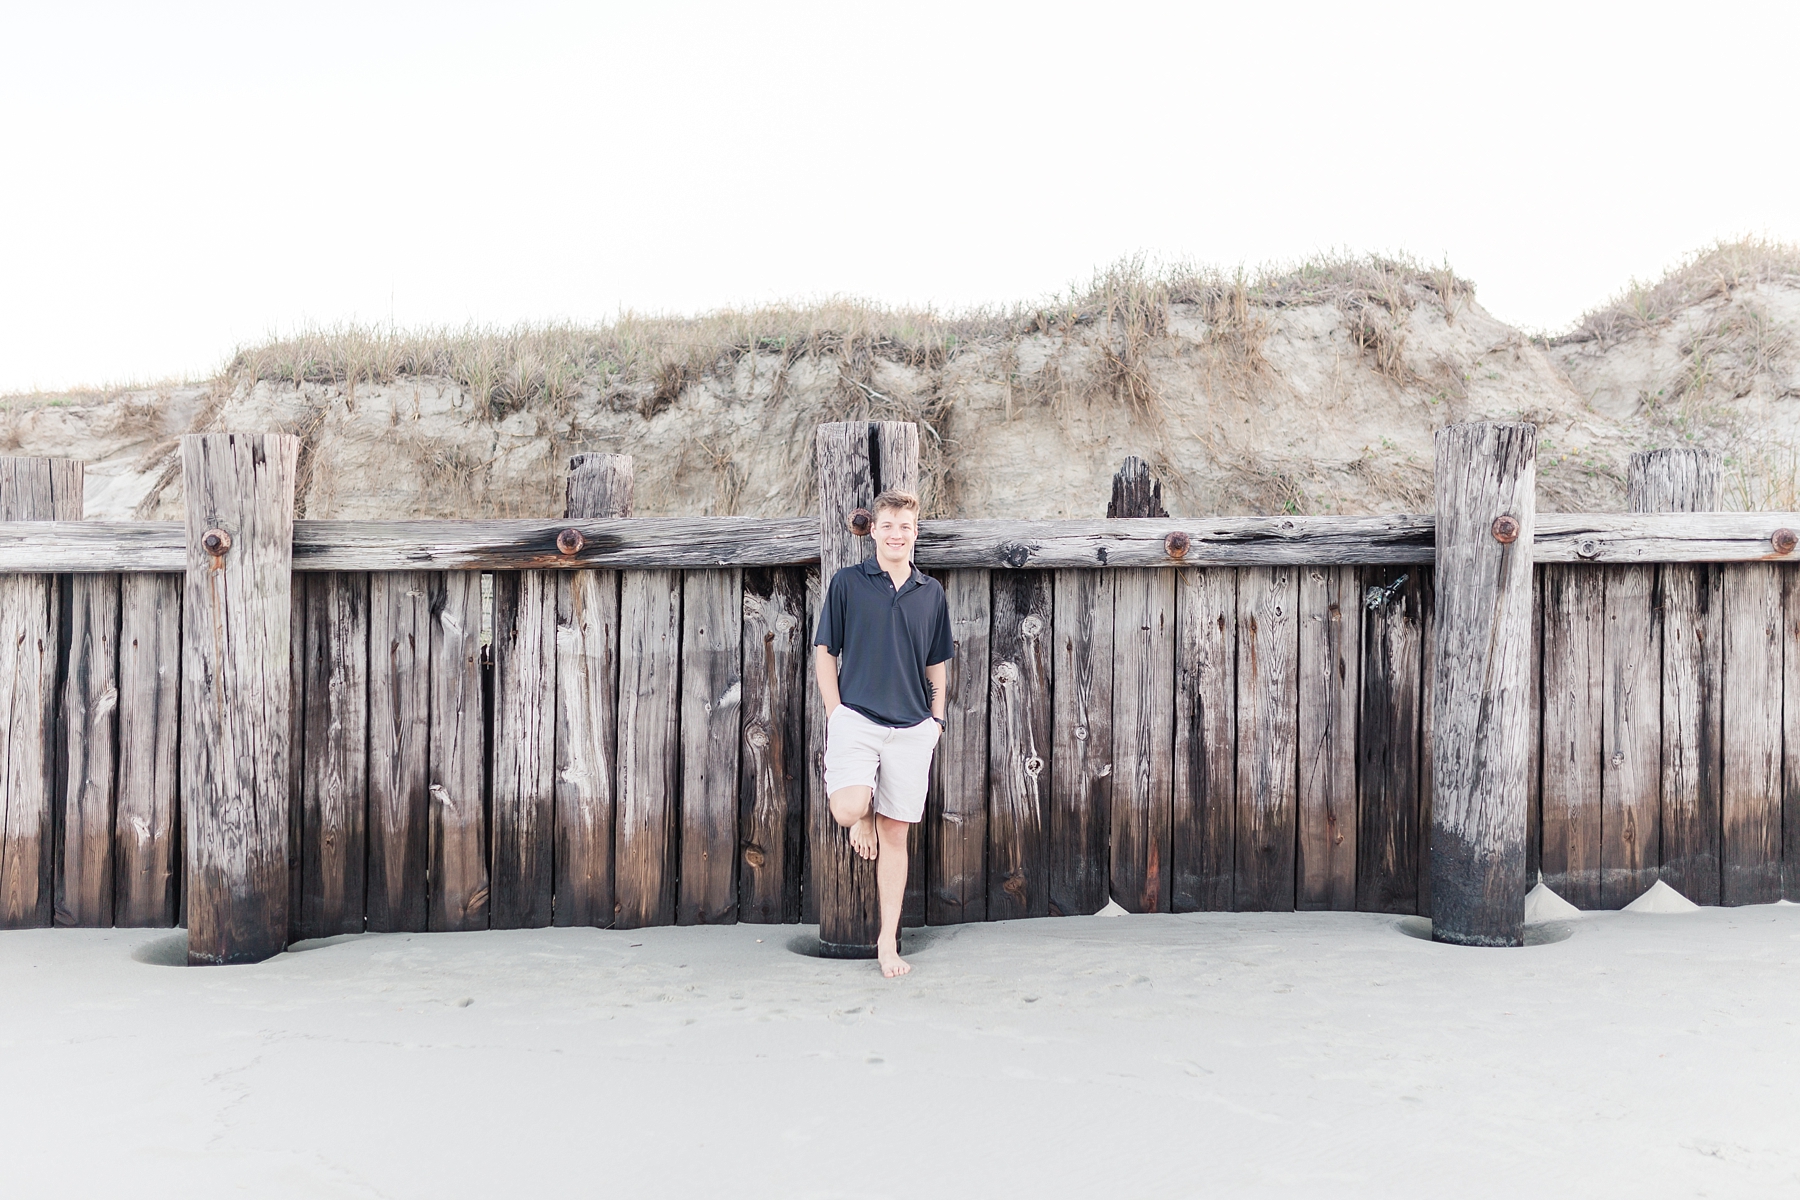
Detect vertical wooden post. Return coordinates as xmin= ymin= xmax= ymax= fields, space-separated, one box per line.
xmin=1640 ymin=449 xmax=1724 ymax=905
xmin=811 ymin=421 xmax=917 ymax=956
xmin=114 ymin=574 xmax=182 ymax=927
xmin=1172 ymin=569 xmax=1234 ymax=911
xmin=366 ymin=570 xmax=431 ymax=932
xmin=180 ymin=433 xmax=299 ymax=965
xmin=0 ymin=458 xmax=82 ymax=928
xmin=677 ymin=567 xmax=743 ymax=925
xmin=57 ymin=478 xmax=122 ymax=928
xmin=554 ymin=454 xmax=628 ymax=927
xmin=1539 ymin=564 xmax=1603 ymax=907
xmin=1429 ymin=422 xmax=1535 ymax=947
xmin=987 ymin=570 xmax=1052 ymax=919
xmin=1356 ymin=569 xmax=1426 ymax=913
xmin=293 ymin=572 xmax=370 ymax=938
xmin=1108 ymin=457 xmax=1175 ymax=913
xmin=739 ymin=565 xmax=807 ymax=923
xmin=1296 ymin=565 xmax=1358 ymax=911
xmin=925 ymin=569 xmax=990 ymax=924
xmin=489 ymin=567 xmax=556 ymax=928
xmin=427 ymin=571 xmax=489 ymax=932
xmin=1050 ymin=567 xmax=1112 ymax=916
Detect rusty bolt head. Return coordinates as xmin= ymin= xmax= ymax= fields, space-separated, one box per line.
xmin=1165 ymin=530 xmax=1191 ymax=559
xmin=556 ymin=528 xmax=585 ymax=556
xmin=1773 ymin=528 xmax=1798 ymax=555
xmin=201 ymin=528 xmax=232 ymax=557
xmin=847 ymin=507 xmax=872 ymax=537
xmin=1491 ymin=514 xmax=1521 ymax=544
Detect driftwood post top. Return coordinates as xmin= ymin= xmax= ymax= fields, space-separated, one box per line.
xmin=1628 ymin=448 xmax=1722 ymax=514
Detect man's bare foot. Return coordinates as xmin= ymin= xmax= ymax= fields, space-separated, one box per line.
xmin=848 ymin=814 xmax=878 ymax=860
xmin=877 ymin=935 xmax=910 ymax=978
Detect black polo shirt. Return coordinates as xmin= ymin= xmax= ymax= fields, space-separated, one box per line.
xmin=814 ymin=556 xmax=954 ymax=728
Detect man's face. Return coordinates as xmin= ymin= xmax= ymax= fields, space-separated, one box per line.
xmin=872 ymin=505 xmax=918 ymax=561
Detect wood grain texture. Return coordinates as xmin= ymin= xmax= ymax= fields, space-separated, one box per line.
xmin=987 ymin=570 xmax=1053 ymax=920
xmin=812 ymin=422 xmax=882 ymax=953
xmin=0 ymin=457 xmax=80 ymax=929
xmin=1539 ymin=565 xmax=1604 ymax=909
xmin=1527 ymin=568 xmax=1542 ymax=888
xmin=180 ymin=434 xmax=298 ymax=965
xmin=1429 ymin=423 xmax=1535 ymax=947
xmin=367 ymin=572 xmax=431 ymax=932
xmin=1600 ymin=565 xmax=1659 ymax=907
xmin=739 ymin=567 xmax=806 ymax=923
xmin=54 ymin=572 xmax=119 ymax=926
xmin=294 ymin=572 xmax=370 ymax=938
xmin=925 ymin=569 xmax=990 ymax=924
xmin=427 ymin=572 xmax=489 ymax=931
xmin=678 ymin=569 xmax=743 ymax=925
xmin=553 ymin=454 xmax=629 ymax=927
xmin=1234 ymin=567 xmax=1300 ymax=911
xmin=1628 ymin=449 xmax=1721 ymax=513
xmin=113 ymin=574 xmax=181 ymax=927
xmin=489 ymin=570 xmax=557 ymax=928
xmin=1417 ymin=569 xmax=1437 ymax=915
xmin=12 ymin=509 xmax=1800 ymax=575
xmin=1049 ymin=569 xmax=1112 ymax=916
xmin=1783 ymin=568 xmax=1800 ymax=902
xmin=1660 ymin=563 xmax=1724 ymax=906
xmin=1297 ymin=565 xmax=1358 ymax=911
xmin=1109 ymin=568 xmax=1175 ymax=912
xmin=614 ymin=569 xmax=681 ymax=929
xmin=803 ymin=566 xmax=825 ymax=926
xmin=554 ymin=568 xmax=619 ymax=927
xmin=1358 ymin=572 xmax=1425 ymax=914
xmin=1720 ymin=563 xmax=1783 ymax=905
xmin=1172 ymin=569 xmax=1235 ymax=912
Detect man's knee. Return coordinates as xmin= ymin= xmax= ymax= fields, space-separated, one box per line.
xmin=829 ymin=786 xmax=871 ymax=828
xmin=875 ymin=815 xmax=910 ymax=848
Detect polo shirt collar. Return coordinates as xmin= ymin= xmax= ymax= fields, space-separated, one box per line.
xmin=860 ymin=555 xmax=921 ymax=592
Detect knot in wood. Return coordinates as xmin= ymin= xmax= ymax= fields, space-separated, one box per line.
xmin=1019 ymin=614 xmax=1044 ymax=638
xmin=1024 ymin=756 xmax=1043 ymax=777
xmin=847 ymin=508 xmax=872 ymax=537
xmin=1773 ymin=527 xmax=1798 ymax=555
xmin=993 ymin=661 xmax=1020 ymax=685
xmin=201 ymin=528 xmax=232 ymax=557
xmin=1490 ymin=514 xmax=1520 ymax=544
xmin=743 ymin=845 xmax=766 ymax=869
xmin=996 ymin=541 xmax=1032 ymax=569
xmin=1164 ymin=530 xmax=1190 ymax=559
xmin=556 ymin=528 xmax=585 ymax=556
xmin=1074 ymin=724 xmax=1088 ymax=741
xmin=744 ymin=723 xmax=769 ymax=749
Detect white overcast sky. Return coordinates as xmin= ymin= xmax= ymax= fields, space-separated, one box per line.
xmin=2 ymin=1 xmax=1796 ymax=395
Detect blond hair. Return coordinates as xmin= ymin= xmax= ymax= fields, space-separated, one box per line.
xmin=872 ymin=488 xmax=920 ymax=519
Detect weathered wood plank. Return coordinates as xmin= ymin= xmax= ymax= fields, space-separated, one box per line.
xmin=553 ymin=567 xmax=619 ymax=926
xmin=1783 ymin=567 xmax=1800 ymax=902
xmin=812 ymin=422 xmax=882 ymax=954
xmin=1172 ymin=569 xmax=1235 ymax=912
xmin=1538 ymin=564 xmax=1604 ymax=909
xmin=180 ymin=434 xmax=299 ymax=964
xmin=367 ymin=571 xmax=431 ymax=932
xmin=987 ymin=570 xmax=1053 ymax=920
xmin=803 ymin=566 xmax=825 ymax=926
xmin=1600 ymin=564 xmax=1659 ymax=907
xmin=1109 ymin=568 xmax=1175 ymax=912
xmin=54 ymin=573 xmax=119 ymax=926
xmin=615 ymin=569 xmax=681 ymax=929
xmin=1527 ymin=567 xmax=1542 ymax=888
xmin=1417 ymin=568 xmax=1438 ymax=915
xmin=489 ymin=570 xmax=557 ymax=928
xmin=1296 ymin=565 xmax=1357 ymax=911
xmin=13 ymin=510 xmax=1800 ymax=575
xmin=1049 ymin=569 xmax=1112 ymax=916
xmin=925 ymin=569 xmax=990 ymax=924
xmin=0 ymin=457 xmax=80 ymax=929
xmin=739 ymin=567 xmax=806 ymax=924
xmin=554 ymin=452 xmax=629 ymax=928
xmin=1720 ymin=562 xmax=1783 ymax=905
xmin=427 ymin=572 xmax=490 ymax=931
xmin=1234 ymin=567 xmax=1300 ymax=911
xmin=114 ymin=574 xmax=181 ymax=927
xmin=678 ymin=568 xmax=742 ymax=925
xmin=1429 ymin=422 xmax=1535 ymax=947
xmin=1357 ymin=569 xmax=1425 ymax=913
xmin=1660 ymin=563 xmax=1724 ymax=906
xmin=295 ymin=572 xmax=370 ymax=938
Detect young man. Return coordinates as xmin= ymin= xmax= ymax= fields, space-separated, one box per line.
xmin=813 ymin=488 xmax=952 ymax=978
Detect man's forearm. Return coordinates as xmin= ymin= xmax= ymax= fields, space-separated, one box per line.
xmin=815 ymin=646 xmax=842 ymax=711
xmin=925 ymin=663 xmax=948 ymax=720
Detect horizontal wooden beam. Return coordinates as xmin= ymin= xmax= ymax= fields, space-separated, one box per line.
xmin=2 ymin=512 xmax=1799 ymax=573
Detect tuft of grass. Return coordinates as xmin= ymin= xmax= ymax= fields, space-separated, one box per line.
xmin=1558 ymin=237 xmax=1800 ymax=347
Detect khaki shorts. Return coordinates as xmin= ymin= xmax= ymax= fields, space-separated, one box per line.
xmin=823 ymin=705 xmax=941 ymax=824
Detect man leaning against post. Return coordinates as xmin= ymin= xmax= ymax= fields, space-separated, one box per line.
xmin=814 ymin=488 xmax=953 ymax=978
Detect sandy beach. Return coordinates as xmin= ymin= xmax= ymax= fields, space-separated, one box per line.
xmin=5 ymin=906 xmax=1798 ymax=1198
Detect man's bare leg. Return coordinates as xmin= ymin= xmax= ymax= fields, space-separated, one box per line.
xmin=829 ymin=785 xmax=878 ymax=860
xmin=875 ymin=814 xmax=911 ymax=978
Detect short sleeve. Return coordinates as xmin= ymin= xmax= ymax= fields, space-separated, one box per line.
xmin=814 ymin=571 xmax=845 ymax=654
xmin=925 ymin=588 xmax=954 ymax=665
